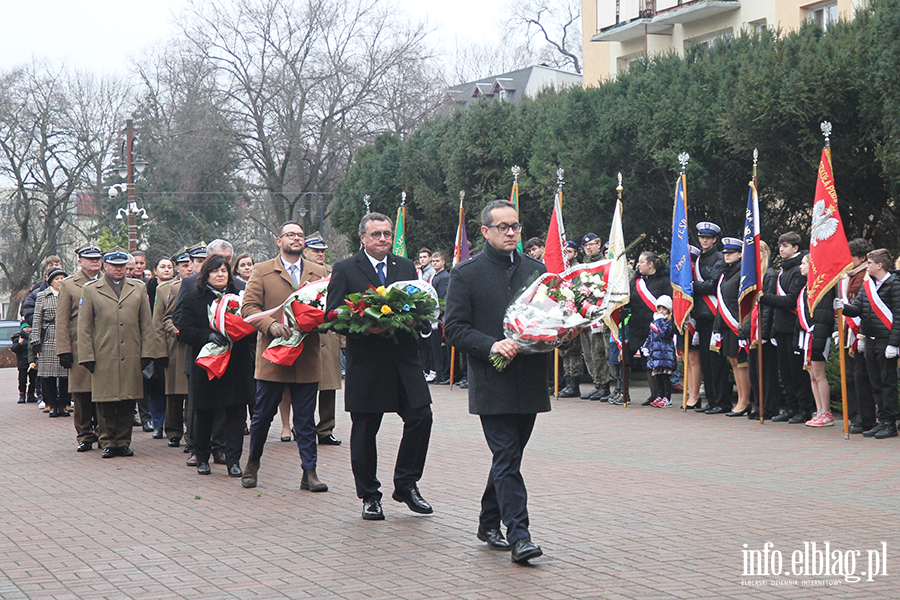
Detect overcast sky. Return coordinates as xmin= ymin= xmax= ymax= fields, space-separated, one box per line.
xmin=0 ymin=0 xmax=506 ymax=75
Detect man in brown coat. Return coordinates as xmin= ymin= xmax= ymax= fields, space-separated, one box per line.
xmin=304 ymin=235 xmax=342 ymax=446
xmin=241 ymin=222 xmax=328 ymax=490
xmin=56 ymin=244 xmax=103 ymax=452
xmin=77 ymin=248 xmax=161 ymax=458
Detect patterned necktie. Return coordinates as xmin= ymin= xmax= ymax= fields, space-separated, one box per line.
xmin=288 ymin=264 xmax=300 ymax=287
xmin=377 ymin=262 xmax=386 ymax=286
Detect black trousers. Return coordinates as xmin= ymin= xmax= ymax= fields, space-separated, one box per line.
xmin=749 ymin=342 xmax=781 ymax=417
xmin=350 ymin=401 xmax=432 ymax=501
xmin=775 ymin=332 xmax=813 ymax=415
xmin=18 ymin=367 xmax=37 ymax=397
xmin=697 ymin=319 xmax=731 ymax=410
xmin=865 ymin=337 xmax=899 ymax=423
xmin=41 ymin=377 xmax=70 ymax=411
xmin=193 ymin=404 xmax=245 ymax=467
xmin=428 ymin=327 xmax=447 ymax=381
xmin=479 ymin=413 xmax=536 ymax=544
xmin=845 ymin=347 xmax=875 ymax=427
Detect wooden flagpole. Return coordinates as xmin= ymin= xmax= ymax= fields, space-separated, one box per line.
xmin=554 ymin=169 xmax=565 ymax=397
xmin=678 ymin=153 xmax=690 ymax=411
xmin=822 ymin=122 xmax=851 ymax=439
xmin=449 ymin=191 xmax=464 ymax=391
xmin=753 ymin=150 xmax=765 ymax=425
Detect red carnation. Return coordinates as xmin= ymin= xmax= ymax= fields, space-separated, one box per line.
xmin=327 ymin=309 xmax=338 ymax=321
xmin=227 ymin=299 xmax=239 ymax=309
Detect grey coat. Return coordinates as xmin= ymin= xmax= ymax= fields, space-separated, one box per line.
xmin=29 ymin=288 xmax=67 ymax=378
xmin=444 ymin=242 xmax=550 ymax=415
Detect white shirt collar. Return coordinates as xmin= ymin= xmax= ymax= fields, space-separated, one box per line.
xmin=281 ymin=255 xmax=302 ymax=272
xmin=364 ymin=251 xmax=387 ymax=272
xmin=874 ymin=271 xmax=891 ymax=289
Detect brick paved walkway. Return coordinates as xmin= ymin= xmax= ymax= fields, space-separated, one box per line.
xmin=1 ymin=366 xmax=898 ymax=599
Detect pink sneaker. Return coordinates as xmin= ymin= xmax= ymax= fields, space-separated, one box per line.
xmin=658 ymin=398 xmax=673 ymax=408
xmin=650 ymin=397 xmax=664 ymax=407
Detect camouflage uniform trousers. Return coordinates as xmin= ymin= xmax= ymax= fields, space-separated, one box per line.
xmin=559 ymin=334 xmax=583 ymax=378
xmin=581 ymin=328 xmax=616 ymax=386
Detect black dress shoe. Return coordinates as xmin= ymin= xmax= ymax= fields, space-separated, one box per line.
xmin=787 ymin=412 xmax=809 ymax=424
xmin=142 ymin=420 xmax=154 ymax=432
xmin=153 ymin=427 xmax=164 ymax=439
xmin=168 ymin=438 xmax=181 ymax=447
xmin=186 ymin=453 xmax=198 ymax=466
xmin=213 ymin=451 xmax=227 ymax=465
xmin=874 ymin=422 xmax=898 ymax=439
xmin=101 ymin=447 xmax=116 ymax=459
xmin=747 ymin=411 xmax=760 ymax=420
xmin=228 ymin=464 xmax=243 ymax=477
xmin=392 ymin=485 xmax=433 ymax=514
xmin=76 ymin=442 xmax=93 ymax=452
xmin=117 ymin=446 xmax=134 ymax=457
xmin=726 ymin=407 xmax=751 ymax=417
xmin=133 ymin=417 xmax=142 ymax=427
xmin=863 ymin=422 xmax=884 ymax=437
xmin=693 ymin=403 xmax=706 ymax=413
xmin=197 ymin=462 xmax=211 ymax=475
xmin=705 ymin=406 xmax=726 ymax=415
xmin=318 ymin=434 xmax=342 ymax=445
xmin=641 ymin=397 xmax=655 ymax=406
xmin=280 ymin=434 xmax=292 ymax=442
xmin=771 ymin=411 xmax=793 ymax=423
xmin=849 ymin=423 xmax=870 ymax=434
xmin=477 ymin=526 xmax=510 ymax=550
xmin=362 ymin=498 xmax=385 ymax=520
xmin=510 ymin=538 xmax=543 ymax=563
xmin=458 ymin=380 xmax=468 ymax=389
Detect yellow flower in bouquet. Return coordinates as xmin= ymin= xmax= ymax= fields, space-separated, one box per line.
xmin=376 ymin=286 xmax=386 ymax=295
xmin=381 ymin=305 xmax=393 ymax=315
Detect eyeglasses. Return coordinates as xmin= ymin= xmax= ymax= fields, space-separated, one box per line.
xmin=281 ymin=232 xmax=305 ymax=240
xmin=486 ymin=222 xmax=522 ymax=234
xmin=369 ymin=231 xmax=393 ymax=239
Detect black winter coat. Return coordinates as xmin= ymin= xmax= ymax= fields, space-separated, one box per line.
xmin=176 ymin=284 xmax=253 ymax=410
xmin=20 ymin=281 xmax=48 ymax=325
xmin=444 ymin=242 xmax=550 ymax=415
xmin=800 ymin=287 xmax=836 ymax=356
xmin=629 ymin=269 xmax=672 ymax=345
xmin=691 ymin=248 xmax=725 ymax=322
xmin=842 ymin=271 xmax=900 ymax=346
xmin=759 ymin=253 xmax=805 ymax=335
xmin=11 ymin=331 xmax=30 ymax=369
xmin=740 ymin=267 xmax=777 ymax=342
xmin=325 ymin=250 xmax=432 ymax=413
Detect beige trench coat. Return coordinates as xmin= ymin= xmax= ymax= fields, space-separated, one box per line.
xmin=242 ymin=256 xmax=326 ymax=383
xmin=55 ymin=270 xmax=96 ymax=393
xmin=153 ymin=277 xmax=189 ymax=395
xmin=77 ymin=276 xmax=161 ymax=402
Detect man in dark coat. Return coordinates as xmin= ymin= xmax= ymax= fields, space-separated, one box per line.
xmin=325 ymin=212 xmax=433 ymax=521
xmin=444 ymin=199 xmax=549 ymax=564
xmin=428 ymin=250 xmax=451 ymax=385
xmin=758 ymin=232 xmax=813 ymax=423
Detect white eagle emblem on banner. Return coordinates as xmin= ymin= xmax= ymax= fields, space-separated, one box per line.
xmin=810 ymin=199 xmax=839 ymax=247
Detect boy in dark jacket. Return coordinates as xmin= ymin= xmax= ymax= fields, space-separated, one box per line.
xmin=11 ymin=321 xmax=37 ymax=403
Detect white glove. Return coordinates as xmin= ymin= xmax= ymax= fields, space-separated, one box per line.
xmin=770 ymin=338 xmax=778 ymax=346
xmin=886 ymin=345 xmax=899 ymax=359
xmin=857 ymin=336 xmax=865 ymax=353
xmin=692 ymin=331 xmax=700 ymax=346
xmin=712 ymin=332 xmax=722 ymax=345
xmin=641 ymin=346 xmax=650 ymax=357
xmin=833 ymin=297 xmax=845 ymax=311
xmin=738 ymin=339 xmax=748 ymax=349
xmin=431 ymin=321 xmax=439 ymax=331
xmin=653 ymin=312 xmax=664 ymax=321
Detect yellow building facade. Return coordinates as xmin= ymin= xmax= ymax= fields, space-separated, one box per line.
xmin=583 ymin=0 xmax=866 ymax=85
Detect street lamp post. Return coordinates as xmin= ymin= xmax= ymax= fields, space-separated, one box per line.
xmin=111 ymin=119 xmax=149 ymax=252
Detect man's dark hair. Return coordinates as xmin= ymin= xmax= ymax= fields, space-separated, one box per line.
xmin=279 ymin=221 xmax=303 ymax=235
xmin=868 ymin=248 xmax=893 ymax=271
xmin=418 ymin=247 xmax=432 ymax=256
xmin=154 ymin=256 xmax=172 ymax=269
xmin=848 ymin=238 xmax=874 ymax=259
xmin=480 ymin=200 xmax=516 ymax=227
xmin=196 ymin=254 xmax=234 ymax=290
xmin=524 ymin=237 xmax=544 ymax=251
xmin=358 ymin=212 xmax=393 ymax=236
xmin=778 ymin=231 xmax=802 ymax=247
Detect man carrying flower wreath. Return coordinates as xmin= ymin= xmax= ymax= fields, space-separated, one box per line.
xmin=324 ymin=212 xmax=434 ymax=521
xmin=240 ymin=222 xmax=329 ymax=491
xmin=443 ymin=200 xmax=549 ymax=564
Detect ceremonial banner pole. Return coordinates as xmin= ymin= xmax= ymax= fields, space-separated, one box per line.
xmin=753 ymin=150 xmax=765 ymax=425
xmin=671 ymin=152 xmax=693 ymax=412
xmin=450 ymin=191 xmax=467 ymax=391
xmin=511 ymin=166 xmax=524 ymax=253
xmin=554 ymin=169 xmax=566 ymax=397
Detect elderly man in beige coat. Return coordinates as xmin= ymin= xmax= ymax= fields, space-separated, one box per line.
xmin=78 ymin=248 xmax=161 ymax=458
xmin=241 ymin=221 xmax=328 ymax=490
xmin=56 ymin=244 xmax=103 ymax=452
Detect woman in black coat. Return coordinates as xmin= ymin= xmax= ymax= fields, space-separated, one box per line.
xmin=744 ymin=241 xmax=783 ymax=420
xmin=627 ymin=251 xmax=672 ymax=405
xmin=176 ymin=255 xmax=253 ymax=477
xmin=712 ymin=241 xmax=750 ymax=416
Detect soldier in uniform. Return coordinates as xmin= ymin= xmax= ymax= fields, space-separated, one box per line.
xmin=77 ymin=248 xmax=161 ymax=458
xmin=303 ymin=235 xmax=342 ymax=446
xmin=56 ymin=245 xmax=103 ymax=452
xmin=153 ymin=249 xmax=192 ymax=447
xmin=557 ymin=241 xmax=584 ymax=398
xmin=578 ymin=233 xmax=617 ymax=401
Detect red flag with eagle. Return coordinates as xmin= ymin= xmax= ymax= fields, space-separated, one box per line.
xmin=543 ymin=189 xmax=568 ymax=275
xmin=807 ymin=147 xmax=852 ymax=312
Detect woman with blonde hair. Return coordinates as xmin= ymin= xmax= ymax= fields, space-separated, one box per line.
xmin=746 ymin=241 xmax=782 ymax=420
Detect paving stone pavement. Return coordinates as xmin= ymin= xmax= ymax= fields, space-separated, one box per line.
xmin=1 ymin=366 xmax=899 ymax=599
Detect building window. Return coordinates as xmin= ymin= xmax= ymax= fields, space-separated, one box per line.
xmin=749 ymin=19 xmax=767 ymax=37
xmin=685 ymin=28 xmax=734 ymax=51
xmin=807 ymin=2 xmax=839 ymax=30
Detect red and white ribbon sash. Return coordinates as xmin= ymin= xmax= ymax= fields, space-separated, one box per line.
xmin=693 ymin=257 xmax=719 ymax=314
xmin=243 ymin=277 xmax=331 ymax=327
xmin=777 ymin=270 xmax=797 ymax=315
xmin=864 ymin=277 xmax=894 ymax=331
xmin=715 ymin=274 xmax=740 ymax=335
xmin=636 ymin=278 xmax=659 ymax=313
xmin=797 ymin=289 xmax=814 ymax=367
